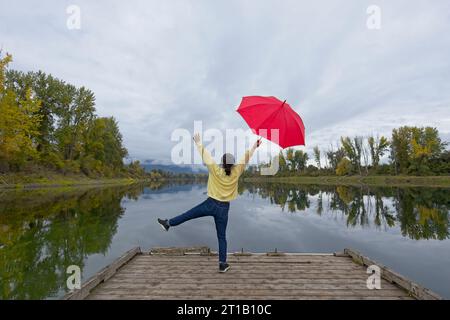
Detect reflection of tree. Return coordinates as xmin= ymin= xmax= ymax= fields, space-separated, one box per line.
xmin=373 ymin=191 xmax=396 ymax=229
xmin=242 ymin=182 xmax=449 ymax=240
xmin=395 ymin=188 xmax=450 ymax=240
xmin=317 ymin=193 xmax=323 ymax=216
xmin=0 ymin=183 xmax=152 ymax=299
xmin=241 ymin=183 xmax=311 ymax=212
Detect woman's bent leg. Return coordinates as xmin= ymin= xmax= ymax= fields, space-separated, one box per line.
xmin=168 ymin=198 xmax=212 ymax=227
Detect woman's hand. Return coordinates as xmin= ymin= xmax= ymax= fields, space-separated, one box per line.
xmin=253 ymin=138 xmax=262 ymax=149
xmin=193 ymin=133 xmax=201 ymax=144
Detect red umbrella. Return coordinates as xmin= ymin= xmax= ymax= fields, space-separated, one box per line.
xmin=236 ymin=96 xmax=305 ymax=149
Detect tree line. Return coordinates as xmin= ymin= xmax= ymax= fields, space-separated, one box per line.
xmin=0 ymin=53 xmax=186 ymax=180
xmin=245 ymin=127 xmax=449 ymax=176
xmin=0 ymin=53 xmax=129 ymax=177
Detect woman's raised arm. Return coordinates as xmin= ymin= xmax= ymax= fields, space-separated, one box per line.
xmin=235 ymin=138 xmax=261 ymax=175
xmin=193 ymin=133 xmax=217 ymax=172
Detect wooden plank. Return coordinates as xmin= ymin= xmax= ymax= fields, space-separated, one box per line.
xmin=127 ymin=256 xmax=354 ymax=265
xmin=344 ymin=248 xmax=442 ymax=300
xmin=121 ymin=261 xmax=358 ymax=268
xmin=87 ymin=293 xmax=413 ymax=300
xmin=135 ymin=253 xmax=342 ymax=261
xmin=115 ymin=265 xmax=367 ymax=274
xmin=131 ymin=256 xmax=354 ymax=266
xmin=134 ymin=257 xmax=346 ymax=262
xmin=111 ymin=273 xmax=373 ymax=280
xmin=87 ymin=288 xmax=410 ymax=297
xmin=110 ymin=274 xmax=373 ymax=281
xmin=96 ymin=283 xmax=404 ymax=291
xmin=116 ymin=270 xmax=365 ymax=277
xmin=64 ymin=247 xmax=141 ymax=300
xmin=145 ymin=250 xmax=336 ymax=257
xmin=104 ymin=278 xmax=374 ymax=285
xmin=125 ymin=259 xmax=361 ymax=269
xmin=149 ymin=246 xmax=210 ymax=255
xmin=101 ymin=280 xmax=401 ymax=292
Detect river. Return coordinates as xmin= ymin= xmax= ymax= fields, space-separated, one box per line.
xmin=0 ymin=181 xmax=449 ymax=299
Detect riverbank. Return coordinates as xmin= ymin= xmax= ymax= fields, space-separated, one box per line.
xmin=0 ymin=172 xmax=144 ymax=190
xmin=243 ymin=175 xmax=450 ymax=187
xmin=0 ymin=171 xmax=208 ymax=190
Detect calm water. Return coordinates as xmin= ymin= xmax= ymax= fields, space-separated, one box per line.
xmin=0 ymin=181 xmax=449 ymax=299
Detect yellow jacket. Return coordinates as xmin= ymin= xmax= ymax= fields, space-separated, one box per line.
xmin=196 ymin=142 xmax=257 ymax=202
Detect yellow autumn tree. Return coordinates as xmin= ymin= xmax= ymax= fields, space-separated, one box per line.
xmin=336 ymin=157 xmax=352 ymax=176
xmin=0 ymin=53 xmax=41 ymax=170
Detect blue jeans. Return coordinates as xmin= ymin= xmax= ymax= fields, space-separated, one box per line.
xmin=169 ymin=197 xmax=230 ymax=264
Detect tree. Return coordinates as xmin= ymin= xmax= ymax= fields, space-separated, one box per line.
xmin=55 ymin=86 xmax=95 ymax=161
xmin=391 ymin=126 xmax=446 ymax=175
xmin=278 ymin=151 xmax=288 ymax=172
xmin=313 ymin=146 xmax=321 ymax=169
xmin=2 ymin=53 xmax=132 ymax=177
xmin=410 ymin=127 xmax=445 ymax=174
xmin=294 ymin=150 xmax=309 ymax=171
xmin=391 ymin=127 xmax=411 ymax=174
xmin=6 ymin=70 xmax=63 ymax=154
xmin=336 ymin=158 xmax=352 ymax=176
xmin=340 ymin=137 xmax=356 ymax=171
xmin=82 ymin=117 xmax=128 ymax=175
xmin=361 ymin=138 xmax=370 ymax=175
xmin=368 ymin=135 xmax=389 ymax=170
xmin=0 ymin=54 xmax=41 ymax=171
xmin=326 ymin=145 xmax=345 ymax=171
xmin=286 ymin=148 xmax=295 ymax=171
xmin=127 ymin=160 xmax=145 ymax=177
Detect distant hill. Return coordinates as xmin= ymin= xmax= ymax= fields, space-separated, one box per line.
xmin=141 ymin=160 xmax=208 ymax=174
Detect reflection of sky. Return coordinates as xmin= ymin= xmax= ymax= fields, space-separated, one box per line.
xmin=82 ymin=184 xmax=450 ymax=299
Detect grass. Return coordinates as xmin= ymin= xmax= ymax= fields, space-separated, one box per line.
xmin=0 ymin=171 xmax=141 ymax=190
xmin=2 ymin=171 xmax=449 ymax=189
xmin=243 ymin=175 xmax=450 ymax=187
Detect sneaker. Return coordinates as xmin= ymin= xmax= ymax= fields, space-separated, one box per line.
xmin=157 ymin=218 xmax=170 ymax=232
xmin=219 ymin=263 xmax=230 ymax=273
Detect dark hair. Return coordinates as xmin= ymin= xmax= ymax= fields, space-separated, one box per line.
xmin=221 ymin=153 xmax=235 ymax=176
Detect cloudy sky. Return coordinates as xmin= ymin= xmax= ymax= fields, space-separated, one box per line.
xmin=1 ymin=0 xmax=449 ymax=164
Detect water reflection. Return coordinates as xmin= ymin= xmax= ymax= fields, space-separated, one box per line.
xmin=240 ymin=183 xmax=450 ymax=240
xmin=0 ymin=182 xmax=165 ymax=299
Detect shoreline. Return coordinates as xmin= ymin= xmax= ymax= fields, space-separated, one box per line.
xmin=243 ymin=175 xmax=450 ymax=187
xmin=0 ymin=177 xmax=142 ymax=190
xmin=1 ymin=174 xmax=449 ymax=190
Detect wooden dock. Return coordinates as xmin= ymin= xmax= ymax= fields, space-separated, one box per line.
xmin=65 ymin=247 xmax=442 ymax=300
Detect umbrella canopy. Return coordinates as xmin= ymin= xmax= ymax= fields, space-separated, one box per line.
xmin=236 ymin=96 xmax=305 ymax=149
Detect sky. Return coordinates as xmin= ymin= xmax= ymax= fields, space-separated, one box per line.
xmin=1 ymin=0 xmax=449 ymax=164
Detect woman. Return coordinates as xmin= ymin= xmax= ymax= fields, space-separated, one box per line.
xmin=158 ymin=133 xmax=261 ymax=273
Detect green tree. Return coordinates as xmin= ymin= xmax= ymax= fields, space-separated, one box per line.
xmin=278 ymin=151 xmax=288 ymax=172
xmin=82 ymin=117 xmax=128 ymax=175
xmin=391 ymin=126 xmax=446 ymax=175
xmin=286 ymin=148 xmax=295 ymax=171
xmin=368 ymin=135 xmax=389 ymax=170
xmin=294 ymin=150 xmax=309 ymax=171
xmin=326 ymin=146 xmax=345 ymax=171
xmin=55 ymin=86 xmax=95 ymax=161
xmin=336 ymin=157 xmax=352 ymax=176
xmin=0 ymin=54 xmax=41 ymax=171
xmin=341 ymin=136 xmax=363 ymax=174
xmin=6 ymin=70 xmax=63 ymax=155
xmin=313 ymin=146 xmax=321 ymax=169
